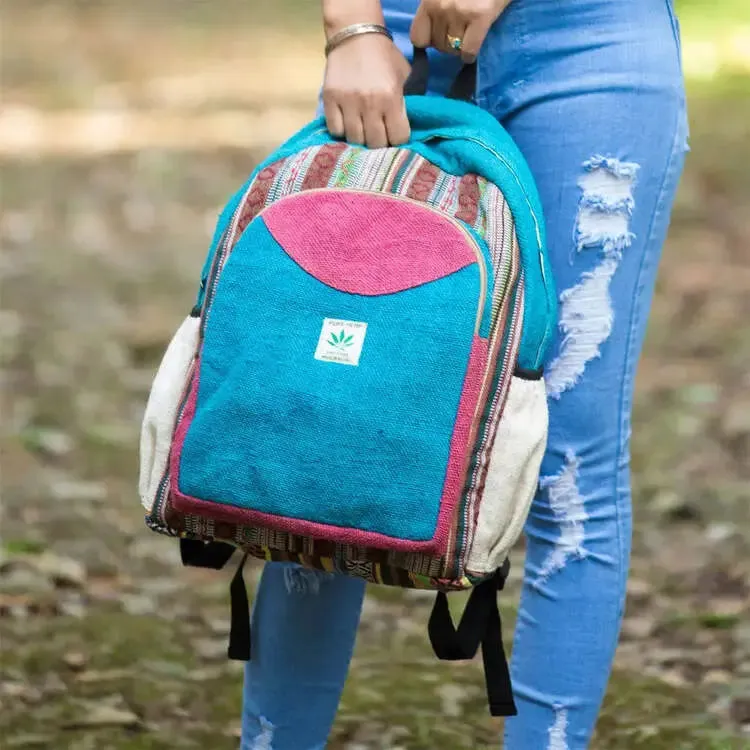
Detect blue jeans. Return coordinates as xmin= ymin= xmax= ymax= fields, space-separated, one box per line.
xmin=241 ymin=0 xmax=688 ymax=747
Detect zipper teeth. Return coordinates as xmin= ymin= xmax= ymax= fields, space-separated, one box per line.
xmin=445 ymin=275 xmax=513 ymax=576
xmin=199 ymin=182 xmax=256 ymax=337
xmin=152 ymin=356 xmax=198 ymax=522
xmin=464 ymin=136 xmax=553 ymax=362
xmin=199 ymin=243 xmax=222 ymax=338
xmin=475 ymin=309 xmax=523 ymax=563
xmin=459 ymin=282 xmax=524 ymax=567
xmin=490 ymin=207 xmax=515 ymax=326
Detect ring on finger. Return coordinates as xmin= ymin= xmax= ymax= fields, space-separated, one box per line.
xmin=446 ymin=33 xmax=463 ymax=52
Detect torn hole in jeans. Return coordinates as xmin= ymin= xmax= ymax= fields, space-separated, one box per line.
xmin=546 ymin=156 xmax=639 ymax=399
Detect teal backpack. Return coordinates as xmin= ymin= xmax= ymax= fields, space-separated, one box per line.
xmin=139 ymin=50 xmax=557 ymax=717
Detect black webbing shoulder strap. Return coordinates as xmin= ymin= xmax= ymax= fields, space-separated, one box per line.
xmin=428 ymin=560 xmax=517 ymax=717
xmin=181 ymin=538 xmax=516 ymax=715
xmin=180 ymin=539 xmax=251 ymax=661
xmin=404 ymin=46 xmax=477 ymax=103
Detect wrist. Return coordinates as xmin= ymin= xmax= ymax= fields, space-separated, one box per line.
xmin=325 ymin=24 xmax=392 ymax=57
xmin=322 ymin=0 xmax=384 ymax=36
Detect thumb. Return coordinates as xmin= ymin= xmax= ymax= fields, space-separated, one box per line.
xmin=410 ymin=4 xmax=432 ymax=49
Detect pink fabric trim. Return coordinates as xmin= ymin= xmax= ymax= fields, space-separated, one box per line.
xmin=170 ymin=337 xmax=489 ymax=553
xmin=168 ymin=356 xmax=202 ymax=504
xmin=436 ymin=335 xmax=489 ymax=557
xmin=172 ymin=492 xmax=441 ymax=552
xmin=261 ymin=191 xmax=476 ymax=296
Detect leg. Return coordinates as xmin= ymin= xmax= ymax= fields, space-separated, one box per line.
xmin=243 ymin=6 xmax=452 ymax=745
xmin=474 ymin=0 xmax=688 ymax=746
xmin=245 ymin=0 xmax=686 ymax=745
xmin=241 ymin=563 xmax=365 ymax=749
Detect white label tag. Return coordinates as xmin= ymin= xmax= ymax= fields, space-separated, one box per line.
xmin=314 ymin=318 xmax=368 ymax=367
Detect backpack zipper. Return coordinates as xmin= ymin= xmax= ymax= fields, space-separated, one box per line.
xmin=200 ymin=181 xmax=256 ymax=338
xmin=463 ymin=136 xmax=553 ymax=364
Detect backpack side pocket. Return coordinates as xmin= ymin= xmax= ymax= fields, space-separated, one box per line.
xmin=465 ymin=373 xmax=548 ymax=576
xmin=139 ymin=314 xmax=200 ymax=511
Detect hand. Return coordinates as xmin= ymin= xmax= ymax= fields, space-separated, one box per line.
xmin=411 ymin=0 xmax=512 ymax=62
xmin=322 ymin=33 xmax=412 ymax=149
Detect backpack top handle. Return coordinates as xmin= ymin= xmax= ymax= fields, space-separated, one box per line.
xmin=404 ymin=46 xmax=477 ymax=103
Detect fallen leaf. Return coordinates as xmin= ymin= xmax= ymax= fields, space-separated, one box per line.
xmin=621 ymin=615 xmax=656 ymax=640
xmin=193 ymin=638 xmax=228 ymax=661
xmin=62 ymin=703 xmax=141 ymax=730
xmin=63 ymin=652 xmax=87 ymax=671
xmin=35 ymin=553 xmax=87 ymax=588
xmin=659 ymin=668 xmax=691 ymax=689
xmin=0 ymin=681 xmax=41 ymax=702
xmin=0 ymin=566 xmax=55 ymax=595
xmin=703 ymin=669 xmax=733 ymax=686
xmin=75 ymin=669 xmax=133 ymax=684
xmin=120 ymin=593 xmax=157 ymax=616
xmin=435 ymin=683 xmax=471 ymax=719
xmin=58 ymin=593 xmax=87 ymax=618
xmin=19 ymin=427 xmax=75 ymax=458
xmin=5 ymin=734 xmax=55 ymax=748
xmin=626 ymin=578 xmax=654 ymax=602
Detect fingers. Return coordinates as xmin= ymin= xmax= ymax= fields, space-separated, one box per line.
xmin=410 ymin=0 xmax=505 ymax=60
xmin=363 ymin=105 xmax=389 ymax=150
xmin=413 ymin=3 xmax=466 ymax=56
xmin=337 ymin=92 xmax=408 ymax=149
xmin=384 ymin=99 xmax=410 ymax=146
xmin=323 ymin=97 xmax=345 ymax=139
xmin=445 ymin=19 xmax=467 ymax=56
xmin=341 ymin=104 xmax=366 ymax=146
xmin=460 ymin=18 xmax=492 ymax=63
xmin=433 ymin=17 xmax=452 ymax=54
xmin=322 ymin=33 xmax=411 ymax=149
xmin=362 ymin=88 xmax=410 ymax=148
xmin=410 ymin=3 xmax=433 ymax=49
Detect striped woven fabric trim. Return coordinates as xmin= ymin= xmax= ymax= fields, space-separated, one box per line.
xmin=250 ymin=144 xmax=517 ymax=311
xmin=453 ymin=273 xmax=525 ymax=573
xmin=248 ymin=545 xmax=474 ymax=591
xmin=154 ymin=143 xmax=525 ymax=581
xmin=164 ymin=503 xmax=448 ymax=578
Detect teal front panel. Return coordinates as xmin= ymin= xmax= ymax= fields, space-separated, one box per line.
xmin=178 ymin=218 xmax=481 ymax=541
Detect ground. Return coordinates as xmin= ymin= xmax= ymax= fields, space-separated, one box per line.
xmin=1 ymin=1 xmax=749 ymax=748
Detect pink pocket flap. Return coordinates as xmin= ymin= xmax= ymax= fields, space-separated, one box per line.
xmin=262 ymin=190 xmax=477 ymax=296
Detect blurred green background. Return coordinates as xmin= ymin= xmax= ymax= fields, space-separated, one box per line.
xmin=1 ymin=2 xmax=749 ymax=748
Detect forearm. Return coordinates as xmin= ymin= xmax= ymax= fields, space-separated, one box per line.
xmin=321 ymin=0 xmax=384 ymax=36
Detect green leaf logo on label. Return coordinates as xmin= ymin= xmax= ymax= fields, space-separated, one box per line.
xmin=315 ymin=318 xmax=367 ymax=367
xmin=328 ymin=329 xmax=354 ymax=350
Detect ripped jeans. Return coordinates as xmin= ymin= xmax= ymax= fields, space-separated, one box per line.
xmin=241 ymin=0 xmax=688 ymax=747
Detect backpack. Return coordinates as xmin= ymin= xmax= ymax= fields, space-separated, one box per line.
xmin=139 ymin=50 xmax=557 ymax=718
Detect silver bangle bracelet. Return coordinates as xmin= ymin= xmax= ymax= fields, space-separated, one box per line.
xmin=324 ymin=23 xmax=393 ymax=57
